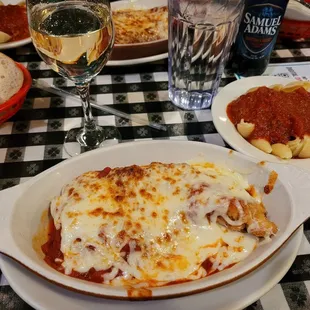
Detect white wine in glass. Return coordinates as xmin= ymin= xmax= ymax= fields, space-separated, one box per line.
xmin=28 ymin=0 xmax=121 ymax=156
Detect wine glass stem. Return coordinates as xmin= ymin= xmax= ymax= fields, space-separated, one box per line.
xmin=76 ymin=83 xmax=97 ymax=132
xmin=75 ymin=83 xmax=105 ymax=149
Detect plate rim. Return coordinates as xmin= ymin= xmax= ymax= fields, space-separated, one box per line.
xmin=0 ymin=37 xmax=32 ymax=51
xmin=0 ymin=226 xmax=303 ymax=310
xmin=106 ymin=52 xmax=168 ymax=66
xmin=212 ymin=76 xmax=310 ymax=171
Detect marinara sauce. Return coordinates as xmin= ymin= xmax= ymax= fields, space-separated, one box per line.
xmin=0 ymin=5 xmax=29 ymax=42
xmin=41 ymin=166 xmax=119 ymax=284
xmin=41 ymin=218 xmax=124 ymax=283
xmin=227 ymin=86 xmax=310 ymax=144
xmin=42 ymin=218 xmax=236 ymax=285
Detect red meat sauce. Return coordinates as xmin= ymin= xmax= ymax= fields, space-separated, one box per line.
xmin=41 ymin=166 xmax=236 ymax=285
xmin=226 ymin=86 xmax=310 ymax=144
xmin=0 ymin=5 xmax=29 ymax=42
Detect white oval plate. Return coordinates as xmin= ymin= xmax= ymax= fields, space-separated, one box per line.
xmin=106 ymin=52 xmax=168 ymax=66
xmin=0 ymin=227 xmax=303 ymax=310
xmin=212 ymin=76 xmax=310 ymax=171
xmin=0 ymin=140 xmax=309 ymax=300
xmin=0 ymin=0 xmax=32 ymax=51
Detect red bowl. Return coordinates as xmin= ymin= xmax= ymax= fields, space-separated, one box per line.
xmin=0 ymin=62 xmax=32 ymax=125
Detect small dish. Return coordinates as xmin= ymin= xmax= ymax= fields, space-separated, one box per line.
xmin=212 ymin=76 xmax=310 ymax=171
xmin=0 ymin=0 xmax=32 ymax=51
xmin=0 ymin=140 xmax=309 ymax=300
xmin=110 ymin=0 xmax=168 ymax=61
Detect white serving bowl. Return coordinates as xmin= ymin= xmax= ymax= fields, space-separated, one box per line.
xmin=0 ymin=141 xmax=309 ymax=300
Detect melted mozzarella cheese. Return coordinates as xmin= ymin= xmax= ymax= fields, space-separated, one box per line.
xmin=113 ymin=6 xmax=168 ymax=44
xmin=50 ymin=162 xmax=259 ymax=285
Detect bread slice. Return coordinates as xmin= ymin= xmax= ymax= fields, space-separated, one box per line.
xmin=0 ymin=53 xmax=24 ymax=104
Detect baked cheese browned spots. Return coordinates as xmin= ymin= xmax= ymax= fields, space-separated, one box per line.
xmin=113 ymin=6 xmax=168 ymax=44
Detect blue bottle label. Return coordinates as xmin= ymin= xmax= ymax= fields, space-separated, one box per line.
xmin=235 ymin=1 xmax=288 ymax=60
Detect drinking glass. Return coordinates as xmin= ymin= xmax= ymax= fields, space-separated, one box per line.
xmin=168 ymin=0 xmax=244 ymax=110
xmin=27 ymin=0 xmax=121 ymax=156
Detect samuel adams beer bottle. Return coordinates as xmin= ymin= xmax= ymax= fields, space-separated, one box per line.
xmin=226 ymin=0 xmax=288 ymax=76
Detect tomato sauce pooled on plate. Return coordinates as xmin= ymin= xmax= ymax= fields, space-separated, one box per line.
xmin=227 ymin=86 xmax=310 ymax=144
xmin=0 ymin=5 xmax=29 ymax=42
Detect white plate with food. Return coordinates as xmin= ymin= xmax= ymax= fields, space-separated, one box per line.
xmin=0 ymin=0 xmax=32 ymax=50
xmin=110 ymin=0 xmax=168 ymax=61
xmin=212 ymin=76 xmax=310 ymax=170
xmin=0 ymin=225 xmax=303 ymax=310
xmin=0 ymin=140 xmax=309 ymax=300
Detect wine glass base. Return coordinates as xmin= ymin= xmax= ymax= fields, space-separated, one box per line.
xmin=64 ymin=126 xmax=122 ymax=157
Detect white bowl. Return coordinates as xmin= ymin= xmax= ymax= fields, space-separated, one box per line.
xmin=0 ymin=0 xmax=32 ymax=51
xmin=0 ymin=140 xmax=309 ymax=300
xmin=212 ymin=76 xmax=310 ymax=171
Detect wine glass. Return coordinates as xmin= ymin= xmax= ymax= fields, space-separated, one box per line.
xmin=27 ymin=0 xmax=121 ymax=156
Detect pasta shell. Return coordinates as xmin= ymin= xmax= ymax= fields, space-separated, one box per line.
xmin=269 ymin=84 xmax=283 ymax=91
xmin=0 ymin=31 xmax=12 ymax=44
xmin=237 ymin=119 xmax=255 ymax=139
xmin=271 ymin=143 xmax=292 ymax=159
xmin=246 ymin=87 xmax=259 ymax=94
xmin=302 ymin=82 xmax=310 ymax=91
xmin=287 ymin=137 xmax=304 ymax=157
xmin=282 ymin=81 xmax=310 ymax=93
xmin=250 ymin=139 xmax=272 ymax=154
xmin=298 ymin=135 xmax=310 ymax=158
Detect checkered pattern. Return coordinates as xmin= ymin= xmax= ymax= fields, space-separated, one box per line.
xmin=2 ymin=39 xmax=310 ymax=309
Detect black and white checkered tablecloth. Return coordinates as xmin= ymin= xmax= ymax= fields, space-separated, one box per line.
xmin=1 ymin=39 xmax=310 ymax=310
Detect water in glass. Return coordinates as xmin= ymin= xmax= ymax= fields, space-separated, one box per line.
xmin=168 ymin=0 xmax=244 ymax=110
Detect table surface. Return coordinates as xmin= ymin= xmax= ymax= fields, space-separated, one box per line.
xmin=1 ymin=38 xmax=310 ymax=310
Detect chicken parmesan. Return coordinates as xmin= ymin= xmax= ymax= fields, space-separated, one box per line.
xmin=112 ymin=6 xmax=168 ymax=44
xmin=41 ymin=162 xmax=277 ymax=287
